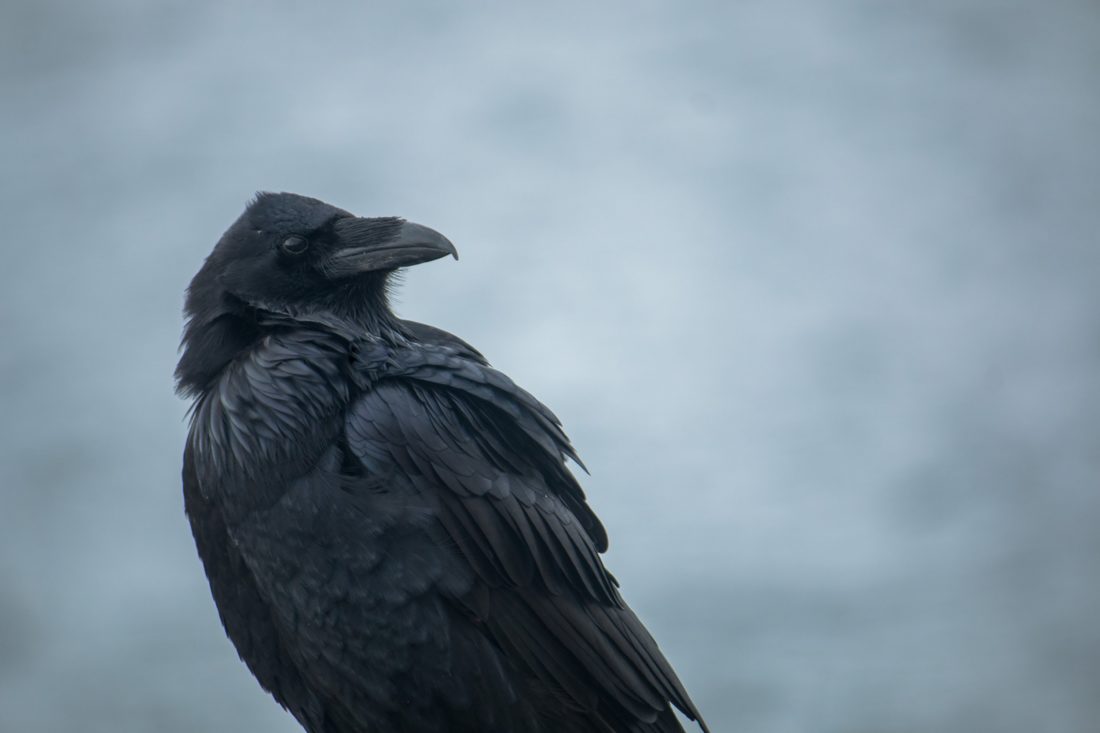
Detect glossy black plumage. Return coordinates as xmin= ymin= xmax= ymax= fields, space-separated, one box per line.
xmin=176 ymin=192 xmax=709 ymax=733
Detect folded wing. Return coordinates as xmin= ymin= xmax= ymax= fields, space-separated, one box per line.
xmin=347 ymin=343 xmax=708 ymax=732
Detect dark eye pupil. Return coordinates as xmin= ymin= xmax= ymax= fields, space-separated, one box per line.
xmin=282 ymin=236 xmax=309 ymax=255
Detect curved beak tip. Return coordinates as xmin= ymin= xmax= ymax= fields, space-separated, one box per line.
xmin=399 ymin=221 xmax=458 ymax=262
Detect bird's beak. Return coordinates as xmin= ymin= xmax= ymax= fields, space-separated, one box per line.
xmin=326 ymin=218 xmax=458 ymax=277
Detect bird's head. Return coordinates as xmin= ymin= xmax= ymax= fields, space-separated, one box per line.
xmin=175 ymin=192 xmax=457 ymax=396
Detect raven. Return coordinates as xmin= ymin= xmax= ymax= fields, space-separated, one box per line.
xmin=176 ymin=192 xmax=709 ymax=733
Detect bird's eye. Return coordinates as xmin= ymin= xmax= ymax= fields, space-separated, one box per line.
xmin=281 ymin=235 xmax=309 ymax=255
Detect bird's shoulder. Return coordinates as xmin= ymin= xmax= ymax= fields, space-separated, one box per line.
xmin=398 ymin=319 xmax=489 ymax=364
xmin=348 ymin=334 xmax=606 ymax=548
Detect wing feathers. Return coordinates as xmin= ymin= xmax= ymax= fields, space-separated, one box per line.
xmin=345 ymin=344 xmax=707 ymax=731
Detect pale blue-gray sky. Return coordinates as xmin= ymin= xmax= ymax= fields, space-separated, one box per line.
xmin=2 ymin=2 xmax=1098 ymax=731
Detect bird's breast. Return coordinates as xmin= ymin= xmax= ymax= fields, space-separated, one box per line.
xmin=188 ymin=330 xmax=352 ymax=523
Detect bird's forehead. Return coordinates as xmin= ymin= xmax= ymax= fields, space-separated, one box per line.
xmin=246 ymin=192 xmax=353 ymax=233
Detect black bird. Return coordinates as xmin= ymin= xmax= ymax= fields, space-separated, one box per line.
xmin=176 ymin=192 xmax=709 ymax=733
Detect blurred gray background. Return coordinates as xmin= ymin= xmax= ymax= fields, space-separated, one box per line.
xmin=2 ymin=1 xmax=1098 ymax=732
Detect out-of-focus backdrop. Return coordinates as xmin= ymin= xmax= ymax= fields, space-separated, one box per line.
xmin=2 ymin=2 xmax=1098 ymax=732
